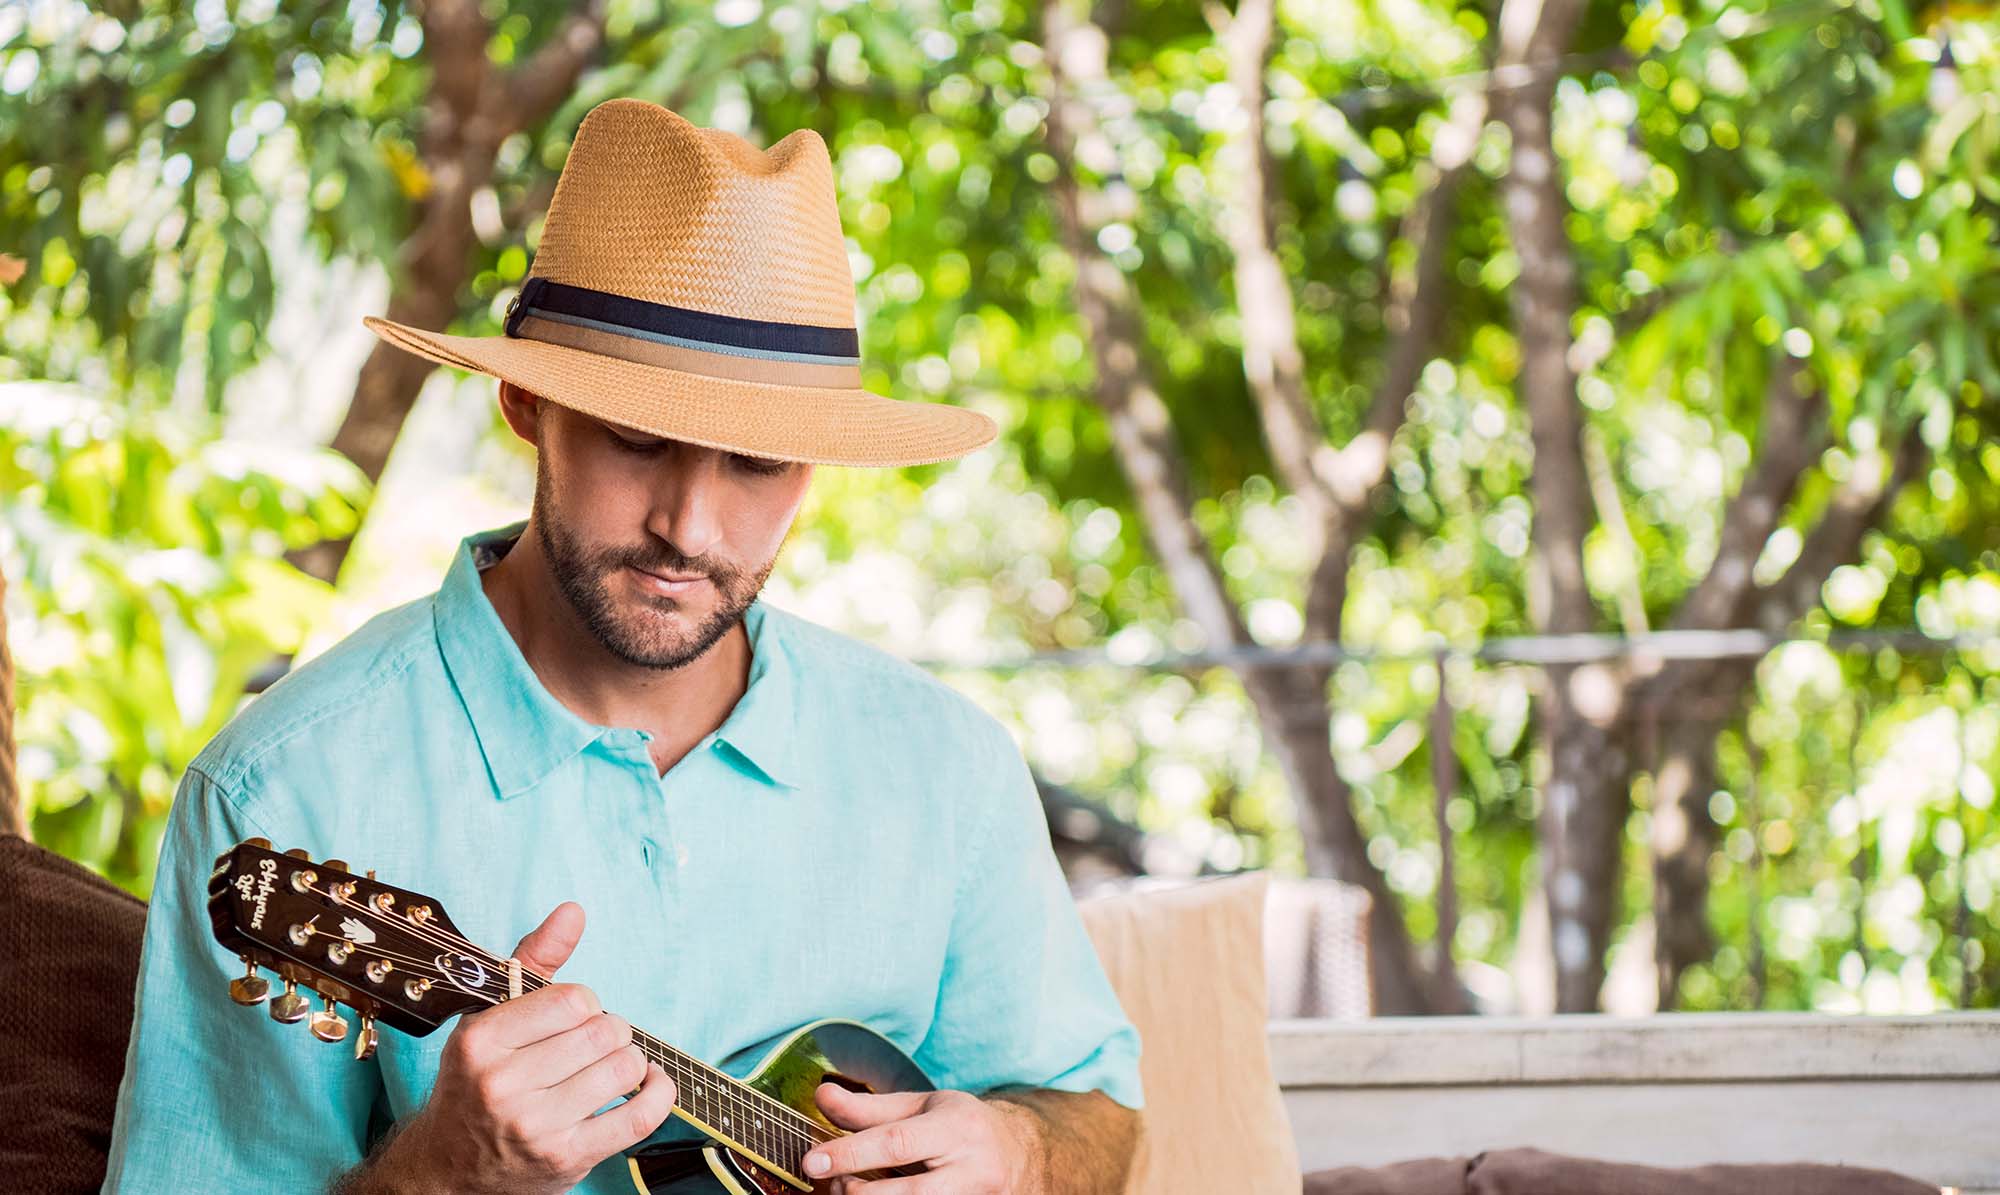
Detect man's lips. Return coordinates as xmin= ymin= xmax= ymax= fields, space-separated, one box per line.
xmin=626 ymin=564 xmax=710 ymax=596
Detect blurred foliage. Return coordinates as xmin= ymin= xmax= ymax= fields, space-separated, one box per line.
xmin=0 ymin=382 xmax=366 ymax=893
xmin=4 ymin=0 xmax=1999 ymax=1011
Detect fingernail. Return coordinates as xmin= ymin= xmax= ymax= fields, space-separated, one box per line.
xmin=806 ymin=1153 xmax=829 ymax=1176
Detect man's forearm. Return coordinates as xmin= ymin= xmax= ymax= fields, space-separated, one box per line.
xmin=326 ymin=1115 xmax=454 ymax=1195
xmin=986 ymin=1087 xmax=1141 ymax=1195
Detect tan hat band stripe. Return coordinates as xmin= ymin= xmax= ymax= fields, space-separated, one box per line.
xmin=513 ymin=315 xmax=865 ymax=388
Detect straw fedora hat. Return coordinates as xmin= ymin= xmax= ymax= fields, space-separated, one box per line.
xmin=362 ymin=98 xmax=996 ymax=467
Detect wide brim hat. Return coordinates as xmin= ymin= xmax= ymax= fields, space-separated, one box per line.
xmin=362 ymin=99 xmax=996 ymax=467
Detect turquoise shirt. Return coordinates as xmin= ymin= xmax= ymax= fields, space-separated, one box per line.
xmin=102 ymin=523 xmax=1141 ymax=1193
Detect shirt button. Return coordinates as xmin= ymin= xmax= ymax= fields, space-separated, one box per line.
xmin=675 ymin=843 xmax=690 ymax=867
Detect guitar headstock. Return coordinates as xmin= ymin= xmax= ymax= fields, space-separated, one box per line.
xmin=206 ymin=839 xmax=512 ymax=1059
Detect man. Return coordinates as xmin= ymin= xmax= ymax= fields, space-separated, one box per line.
xmin=102 ymin=98 xmax=1142 ymax=1194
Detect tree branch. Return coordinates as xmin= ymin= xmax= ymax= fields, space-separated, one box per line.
xmin=1493 ymin=0 xmax=1593 ymax=636
xmin=1755 ymin=427 xmax=1926 ymax=631
xmin=1044 ymin=1 xmax=1248 ymax=650
xmin=417 ymin=0 xmax=492 ymax=123
xmin=1671 ymin=355 xmax=1827 ymax=632
xmin=502 ymin=0 xmax=613 ymax=132
xmin=1044 ymin=0 xmax=1436 ymax=1011
xmin=1215 ymin=0 xmax=1476 ymax=640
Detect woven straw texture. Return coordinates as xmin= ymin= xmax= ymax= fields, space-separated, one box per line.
xmin=365 ymin=98 xmax=995 ymax=467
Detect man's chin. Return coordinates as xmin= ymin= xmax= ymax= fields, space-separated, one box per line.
xmin=600 ymin=602 xmax=743 ymax=669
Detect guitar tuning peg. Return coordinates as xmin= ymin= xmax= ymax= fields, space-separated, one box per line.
xmin=229 ymin=957 xmax=270 ymax=1006
xmin=353 ymin=1013 xmax=378 ymax=1062
xmin=309 ymin=993 xmax=350 ymax=1043
xmin=245 ymin=837 xmax=272 ymax=850
xmin=269 ymin=979 xmax=310 ymax=1024
xmin=284 ymin=847 xmax=310 ymax=860
xmin=324 ymin=859 xmax=349 ymax=875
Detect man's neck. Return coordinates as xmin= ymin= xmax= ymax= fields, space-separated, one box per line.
xmin=477 ymin=522 xmax=751 ymax=778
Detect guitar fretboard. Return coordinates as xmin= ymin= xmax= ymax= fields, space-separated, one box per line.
xmin=478 ymin=956 xmax=824 ymax=1181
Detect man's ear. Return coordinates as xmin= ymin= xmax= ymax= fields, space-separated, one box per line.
xmin=496 ymin=380 xmax=542 ymax=445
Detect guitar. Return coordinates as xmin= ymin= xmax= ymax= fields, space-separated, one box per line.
xmin=206 ymin=838 xmax=932 ymax=1194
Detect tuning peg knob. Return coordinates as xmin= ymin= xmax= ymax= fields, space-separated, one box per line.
xmin=310 ymin=994 xmax=350 ymax=1043
xmin=229 ymin=958 xmax=270 ymax=1006
xmin=270 ymin=980 xmax=311 ymax=1023
xmin=244 ymin=837 xmax=272 ymax=850
xmin=284 ymin=847 xmax=310 ymax=860
xmin=324 ymin=858 xmax=350 ymax=876
xmin=353 ymin=1013 xmax=379 ymax=1062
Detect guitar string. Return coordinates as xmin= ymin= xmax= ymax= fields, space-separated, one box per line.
xmin=291 ymin=882 xmax=834 ymax=1155
xmin=280 ymin=871 xmax=836 ymax=1159
xmin=258 ymin=878 xmax=916 ymax=1178
xmin=275 ymin=926 xmax=823 ymax=1170
xmin=286 ymin=877 xmax=821 ymax=1136
xmin=282 ymin=879 xmax=838 ymax=1157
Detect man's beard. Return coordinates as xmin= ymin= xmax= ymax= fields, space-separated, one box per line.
xmin=532 ymin=477 xmax=774 ymax=671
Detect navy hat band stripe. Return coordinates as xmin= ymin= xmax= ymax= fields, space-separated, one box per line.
xmin=505 ymin=275 xmax=859 ymax=360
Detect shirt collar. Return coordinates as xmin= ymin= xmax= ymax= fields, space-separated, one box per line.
xmin=433 ymin=522 xmax=801 ymax=798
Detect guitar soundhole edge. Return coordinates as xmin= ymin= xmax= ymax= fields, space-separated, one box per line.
xmin=727 ymin=1154 xmax=794 ymax=1195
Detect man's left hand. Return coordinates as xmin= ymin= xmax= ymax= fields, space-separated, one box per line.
xmin=803 ymin=1083 xmax=1042 ymax=1193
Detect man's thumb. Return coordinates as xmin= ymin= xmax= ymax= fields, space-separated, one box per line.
xmin=511 ymin=901 xmax=585 ymax=976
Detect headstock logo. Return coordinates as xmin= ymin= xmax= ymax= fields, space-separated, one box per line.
xmin=235 ymin=858 xmax=279 ymax=930
xmin=339 ymin=917 xmax=377 ymax=945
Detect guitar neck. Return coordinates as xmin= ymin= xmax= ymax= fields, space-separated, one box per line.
xmin=207 ymin=840 xmax=824 ymax=1185
xmin=487 ymin=959 xmax=818 ymax=1178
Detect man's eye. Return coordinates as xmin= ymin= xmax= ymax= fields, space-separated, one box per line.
xmin=612 ymin=434 xmax=664 ymax=454
xmin=730 ymin=453 xmax=791 ymax=476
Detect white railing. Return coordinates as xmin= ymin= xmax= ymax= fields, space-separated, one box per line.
xmin=1270 ymin=1012 xmax=2000 ymax=1193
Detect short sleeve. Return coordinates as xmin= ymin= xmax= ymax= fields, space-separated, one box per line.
xmin=101 ymin=767 xmax=384 ymax=1193
xmin=912 ymin=723 xmax=1144 ymax=1110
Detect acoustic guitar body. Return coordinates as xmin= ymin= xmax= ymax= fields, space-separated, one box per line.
xmin=625 ymin=1018 xmax=935 ymax=1194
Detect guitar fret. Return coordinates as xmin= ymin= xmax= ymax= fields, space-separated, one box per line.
xmin=633 ymin=1029 xmax=812 ymax=1175
xmin=211 ymin=845 xmax=839 ymax=1188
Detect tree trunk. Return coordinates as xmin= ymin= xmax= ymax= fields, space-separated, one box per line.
xmin=1645 ymin=669 xmax=1745 ymax=1007
xmin=1492 ymin=0 xmax=1614 ymax=1011
xmin=1644 ymin=418 xmax=1925 ymax=1003
xmin=293 ymin=0 xmax=612 ymax=582
xmin=1042 ymin=0 xmax=1446 ymax=1011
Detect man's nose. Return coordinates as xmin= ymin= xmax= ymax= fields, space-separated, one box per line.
xmin=646 ymin=450 xmax=725 ymax=561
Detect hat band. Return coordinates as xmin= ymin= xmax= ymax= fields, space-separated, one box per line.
xmin=504 ymin=275 xmax=863 ymax=388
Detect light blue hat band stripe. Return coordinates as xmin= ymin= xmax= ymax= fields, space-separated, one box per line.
xmin=523 ymin=306 xmax=863 ymax=367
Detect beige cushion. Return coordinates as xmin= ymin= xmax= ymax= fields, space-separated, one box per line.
xmin=1079 ymin=873 xmax=1303 ymax=1195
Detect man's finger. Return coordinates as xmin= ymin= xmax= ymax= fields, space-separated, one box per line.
xmin=813 ymin=1083 xmax=932 ymax=1130
xmin=802 ymin=1109 xmax=949 ymax=1179
xmin=570 ymin=1062 xmax=679 ymax=1162
xmin=479 ymin=982 xmax=602 ymax=1050
xmin=512 ymin=901 xmax=586 ymax=975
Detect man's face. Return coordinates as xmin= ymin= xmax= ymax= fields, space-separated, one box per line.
xmin=525 ymin=396 xmax=813 ymax=670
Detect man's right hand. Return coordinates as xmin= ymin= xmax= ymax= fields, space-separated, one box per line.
xmin=355 ymin=902 xmax=678 ymax=1195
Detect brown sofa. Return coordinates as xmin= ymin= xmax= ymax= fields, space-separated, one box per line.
xmin=1305 ymin=1150 xmax=1940 ymax=1195
xmin=0 ymin=838 xmax=1940 ymax=1194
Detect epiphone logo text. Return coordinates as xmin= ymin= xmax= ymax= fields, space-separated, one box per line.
xmin=233 ymin=858 xmax=279 ymax=929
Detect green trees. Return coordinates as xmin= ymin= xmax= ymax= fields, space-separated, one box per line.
xmin=4 ymin=0 xmax=1996 ymax=1010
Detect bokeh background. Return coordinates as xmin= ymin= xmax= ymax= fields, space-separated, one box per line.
xmin=2 ymin=0 xmax=1997 ymax=1018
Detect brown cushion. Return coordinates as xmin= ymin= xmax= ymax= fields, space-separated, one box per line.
xmin=0 ymin=835 xmax=148 ymax=1194
xmin=1468 ymin=1147 xmax=1940 ymax=1195
xmin=1078 ymin=873 xmax=1302 ymax=1195
xmin=1306 ymin=1157 xmax=1471 ymax=1194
